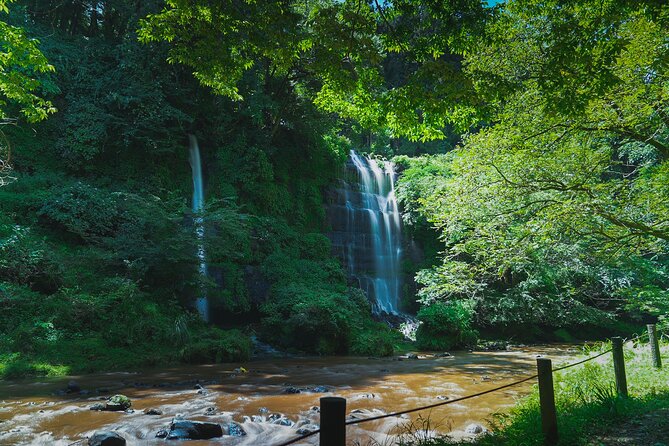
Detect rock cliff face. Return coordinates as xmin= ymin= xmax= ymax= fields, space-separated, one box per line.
xmin=325 ymin=151 xmax=403 ymax=314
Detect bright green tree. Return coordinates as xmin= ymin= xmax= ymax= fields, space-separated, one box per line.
xmin=138 ymin=0 xmax=492 ymax=140
xmin=398 ymin=0 xmax=669 ymax=330
xmin=0 ymin=0 xmax=55 ymax=183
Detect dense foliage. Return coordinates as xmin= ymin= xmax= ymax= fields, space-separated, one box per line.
xmin=398 ymin=1 xmax=668 ymax=340
xmin=0 ymin=0 xmax=392 ymax=378
xmin=0 ymin=0 xmax=667 ymax=378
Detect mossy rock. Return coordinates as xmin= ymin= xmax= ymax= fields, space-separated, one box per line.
xmin=106 ymin=394 xmax=131 ymax=411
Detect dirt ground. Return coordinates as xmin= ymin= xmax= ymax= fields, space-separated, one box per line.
xmin=587 ymin=407 xmax=669 ymax=446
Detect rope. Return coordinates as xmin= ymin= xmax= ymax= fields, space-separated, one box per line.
xmin=551 ymin=349 xmax=612 ymax=372
xmin=346 ymin=343 xmax=621 ymax=426
xmin=271 ymin=336 xmax=646 ymax=445
xmin=274 ymin=428 xmax=320 ymax=446
xmin=550 ymin=332 xmax=647 ymax=373
xmin=627 ymin=332 xmax=647 ymax=343
xmin=345 ymin=373 xmax=539 ymax=425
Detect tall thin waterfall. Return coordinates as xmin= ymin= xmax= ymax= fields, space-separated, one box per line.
xmin=188 ymin=135 xmax=209 ymax=322
xmin=327 ymin=150 xmax=403 ymax=314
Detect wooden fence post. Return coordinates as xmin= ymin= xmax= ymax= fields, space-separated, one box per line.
xmin=537 ymin=358 xmax=558 ymax=446
xmin=648 ymin=324 xmax=662 ymax=369
xmin=611 ymin=337 xmax=628 ymax=397
xmin=320 ymin=397 xmax=346 ymax=446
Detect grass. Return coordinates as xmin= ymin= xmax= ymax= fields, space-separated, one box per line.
xmin=397 ymin=339 xmax=669 ymax=446
xmin=0 ymin=327 xmax=253 ymax=380
xmin=0 ymin=354 xmax=71 ymax=379
xmin=0 ymin=341 xmax=175 ymax=380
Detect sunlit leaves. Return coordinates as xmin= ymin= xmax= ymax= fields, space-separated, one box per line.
xmin=397 ymin=0 xmax=669 ymax=327
xmin=139 ymin=0 xmax=307 ymax=101
xmin=0 ymin=0 xmax=55 ymax=123
xmin=138 ymin=0 xmax=492 ymax=139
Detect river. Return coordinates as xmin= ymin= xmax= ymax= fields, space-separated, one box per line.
xmin=0 ymin=346 xmax=578 ymax=445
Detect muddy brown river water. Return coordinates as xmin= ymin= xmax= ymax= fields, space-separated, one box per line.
xmin=0 ymin=346 xmax=579 ymax=445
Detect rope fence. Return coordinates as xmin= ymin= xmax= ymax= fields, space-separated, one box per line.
xmin=274 ymin=325 xmax=662 ymax=446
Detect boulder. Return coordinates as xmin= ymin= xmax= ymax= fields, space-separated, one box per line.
xmin=155 ymin=429 xmax=169 ymax=438
xmin=66 ymin=380 xmax=81 ymax=394
xmin=297 ymin=424 xmax=319 ymax=435
xmin=88 ymin=431 xmax=126 ymax=446
xmin=166 ymin=419 xmax=223 ymax=440
xmin=273 ymin=418 xmax=293 ymax=427
xmin=143 ymin=408 xmax=162 ymax=415
xmin=406 ymin=353 xmax=419 ymax=360
xmin=464 ymin=423 xmax=486 ymax=434
xmin=226 ymin=422 xmax=246 ymax=437
xmin=104 ymin=395 xmax=132 ymax=411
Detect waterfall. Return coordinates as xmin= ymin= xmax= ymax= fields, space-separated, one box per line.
xmin=327 ymin=150 xmax=403 ymax=314
xmin=188 ymin=134 xmax=209 ymax=322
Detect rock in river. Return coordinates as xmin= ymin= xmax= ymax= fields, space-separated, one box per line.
xmin=88 ymin=431 xmax=126 ymax=446
xmin=166 ymin=419 xmax=223 ymax=440
xmin=226 ymin=422 xmax=246 ymax=437
xmin=66 ymin=380 xmax=81 ymax=394
xmin=90 ymin=395 xmax=132 ymax=412
xmin=464 ymin=423 xmax=486 ymax=434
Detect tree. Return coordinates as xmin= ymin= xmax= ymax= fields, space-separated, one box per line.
xmin=397 ymin=0 xmax=669 ymax=330
xmin=0 ymin=0 xmax=55 ymax=183
xmin=137 ymin=0 xmax=493 ymax=140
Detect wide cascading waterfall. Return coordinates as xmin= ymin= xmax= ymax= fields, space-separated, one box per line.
xmin=327 ymin=150 xmax=403 ymax=314
xmin=188 ymin=135 xmax=209 ymax=322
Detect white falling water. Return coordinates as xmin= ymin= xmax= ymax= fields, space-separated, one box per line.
xmin=188 ymin=135 xmax=209 ymax=322
xmin=330 ymin=150 xmax=403 ymax=314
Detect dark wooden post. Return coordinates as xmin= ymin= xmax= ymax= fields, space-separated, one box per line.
xmin=648 ymin=324 xmax=662 ymax=369
xmin=537 ymin=358 xmax=558 ymax=446
xmin=320 ymin=397 xmax=346 ymax=446
xmin=611 ymin=337 xmax=628 ymax=397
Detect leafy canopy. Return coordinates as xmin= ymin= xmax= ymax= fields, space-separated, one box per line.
xmin=138 ymin=0 xmax=493 ymax=140
xmin=396 ymin=0 xmax=669 ymax=329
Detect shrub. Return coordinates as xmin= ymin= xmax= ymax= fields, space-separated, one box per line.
xmin=38 ymin=182 xmax=121 ymax=241
xmin=179 ymin=328 xmax=252 ymax=364
xmin=0 ymin=225 xmax=61 ymax=293
xmin=415 ymin=300 xmax=478 ymax=350
xmin=261 ymin=284 xmax=355 ymax=354
xmin=350 ymin=325 xmax=397 ymax=357
xmin=299 ymin=233 xmax=332 ymax=260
